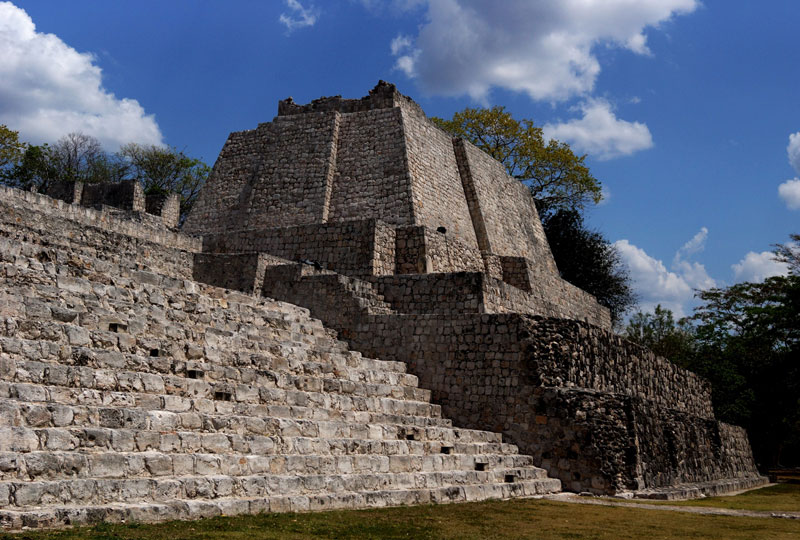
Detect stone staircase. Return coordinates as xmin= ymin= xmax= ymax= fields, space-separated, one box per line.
xmin=0 ymin=191 xmax=559 ymax=530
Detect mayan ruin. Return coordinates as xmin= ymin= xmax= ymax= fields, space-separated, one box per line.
xmin=0 ymin=82 xmax=768 ymax=530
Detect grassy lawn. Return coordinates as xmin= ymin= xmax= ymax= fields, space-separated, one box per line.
xmin=2 ymin=494 xmax=799 ymax=540
xmin=608 ymin=483 xmax=800 ymax=513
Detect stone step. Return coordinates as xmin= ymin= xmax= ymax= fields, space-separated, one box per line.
xmin=0 ymin=477 xmax=562 ymax=530
xmin=2 ymin=425 xmax=519 ymax=457
xmin=1 ymin=334 xmax=418 ymax=391
xmin=3 ymin=353 xmax=430 ymax=406
xmin=0 ymin=383 xmax=445 ymax=432
xmin=0 ymin=448 xmax=536 ymax=482
xmin=0 ymin=425 xmax=521 ymax=462
xmin=0 ymin=354 xmax=440 ymax=416
xmin=0 ymin=468 xmax=552 ymax=509
xmin=0 ymin=400 xmax=513 ymax=447
xmin=3 ymin=266 xmax=411 ymax=376
xmin=5 ymin=278 xmax=346 ymax=353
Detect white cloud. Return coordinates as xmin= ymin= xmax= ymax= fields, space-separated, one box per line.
xmin=0 ymin=2 xmax=162 ymax=150
xmin=542 ymin=98 xmax=653 ymax=160
xmin=675 ymin=226 xmax=708 ymax=260
xmin=390 ymin=34 xmax=413 ymax=56
xmin=279 ymin=0 xmax=318 ymax=32
xmin=732 ymin=251 xmax=789 ymax=283
xmin=788 ymin=132 xmax=800 ymax=173
xmin=615 ymin=239 xmax=693 ymax=317
xmin=779 ymin=179 xmax=800 ymax=210
xmin=390 ymin=0 xmax=697 ymax=103
xmin=614 ymin=227 xmax=715 ymax=317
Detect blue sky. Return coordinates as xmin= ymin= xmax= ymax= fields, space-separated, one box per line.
xmin=1 ymin=0 xmax=798 ymax=317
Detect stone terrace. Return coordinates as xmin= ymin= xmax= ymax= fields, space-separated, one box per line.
xmin=0 ymin=186 xmax=559 ymax=530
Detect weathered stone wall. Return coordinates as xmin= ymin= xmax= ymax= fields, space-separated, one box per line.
xmin=395 ymin=227 xmax=484 ymax=275
xmin=182 ymin=128 xmax=262 ymax=234
xmin=327 ymin=108 xmax=413 ymax=227
xmin=43 ymin=180 xmax=82 ymax=204
xmin=201 ymin=220 xmax=395 ymax=277
xmin=454 ymin=139 xmax=556 ymax=272
xmin=145 ymin=192 xmax=180 ymax=228
xmin=184 ymin=112 xmax=340 ymax=235
xmin=400 ymin=104 xmax=479 ymax=249
xmin=80 ymin=180 xmax=145 ymax=212
xmin=244 ymin=113 xmax=340 ymax=230
xmin=0 ymin=186 xmax=200 ymax=255
xmin=483 ymin=264 xmax=612 ymax=328
xmin=331 ymin=313 xmax=760 ymax=494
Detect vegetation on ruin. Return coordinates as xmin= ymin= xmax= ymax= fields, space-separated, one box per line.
xmin=3 ymin=487 xmax=799 ymax=540
xmin=0 ymin=129 xmax=209 ymax=221
xmin=625 ymin=234 xmax=800 ymax=468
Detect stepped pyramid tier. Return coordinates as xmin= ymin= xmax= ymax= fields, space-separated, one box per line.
xmin=0 ymin=185 xmax=559 ymax=531
xmin=184 ymin=82 xmax=765 ymax=498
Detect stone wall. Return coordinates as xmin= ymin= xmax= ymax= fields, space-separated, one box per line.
xmin=201 ymin=219 xmax=395 ymax=278
xmin=400 ymin=104 xmax=479 ymax=250
xmin=483 ymin=262 xmax=612 ymax=328
xmin=145 ymin=192 xmax=181 ymax=228
xmin=327 ymin=108 xmax=413 ymax=227
xmin=80 ymin=180 xmax=145 ymax=212
xmin=395 ymin=227 xmax=484 ymax=275
xmin=454 ymin=139 xmax=556 ymax=272
xmin=182 ymin=128 xmax=262 ymax=234
xmin=0 ymin=186 xmax=200 ymax=255
xmin=331 ymin=313 xmax=760 ymax=494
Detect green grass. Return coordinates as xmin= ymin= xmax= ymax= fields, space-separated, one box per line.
xmin=608 ymin=484 xmax=800 ymax=513
xmin=2 ymin=492 xmax=799 ymax=540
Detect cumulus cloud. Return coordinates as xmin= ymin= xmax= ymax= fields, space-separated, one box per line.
xmin=675 ymin=226 xmax=708 ymax=260
xmin=542 ymin=98 xmax=653 ymax=160
xmin=615 ymin=239 xmax=693 ymax=316
xmin=279 ymin=0 xmax=318 ymax=32
xmin=779 ymin=133 xmax=800 ymax=210
xmin=779 ymin=179 xmax=800 ymax=210
xmin=732 ymin=251 xmax=789 ymax=283
xmin=0 ymin=2 xmax=162 ymax=150
xmin=788 ymin=132 xmax=800 ymax=173
xmin=614 ymin=227 xmax=715 ymax=317
xmin=391 ymin=0 xmax=697 ymax=102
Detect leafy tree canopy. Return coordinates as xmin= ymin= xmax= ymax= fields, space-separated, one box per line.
xmin=624 ymin=304 xmax=696 ymax=365
xmin=120 ymin=143 xmax=211 ymax=219
xmin=542 ymin=208 xmax=635 ymax=325
xmin=0 ymin=131 xmax=209 ymax=222
xmin=431 ymin=106 xmax=602 ymax=214
xmin=0 ymin=124 xmax=26 ymax=171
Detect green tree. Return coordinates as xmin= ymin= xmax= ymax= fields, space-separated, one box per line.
xmin=624 ymin=305 xmax=696 ymax=366
xmin=2 ymin=144 xmax=58 ymax=190
xmin=542 ymin=209 xmax=635 ymax=325
xmin=683 ymin=235 xmax=800 ymax=468
xmin=119 ymin=143 xmax=210 ymax=220
xmin=0 ymin=124 xmax=26 ymax=171
xmin=2 ymin=132 xmax=127 ymax=191
xmin=431 ymin=106 xmax=602 ymax=214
